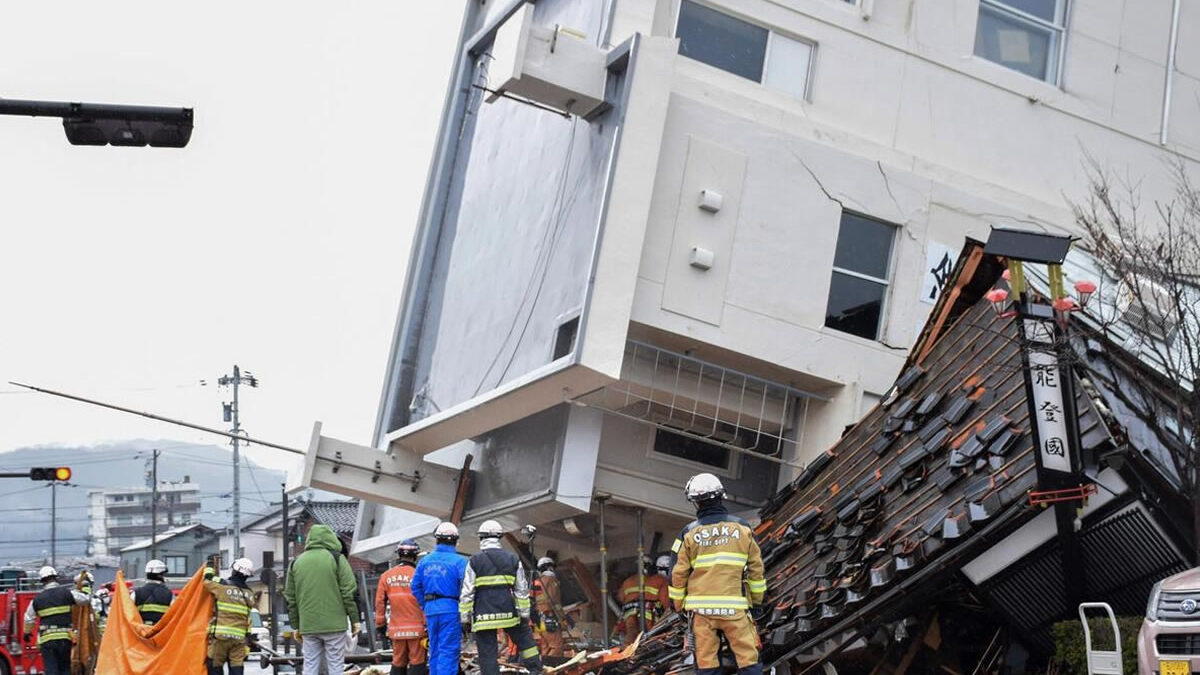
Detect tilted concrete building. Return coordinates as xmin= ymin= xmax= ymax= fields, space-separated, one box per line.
xmin=294 ymin=0 xmax=1199 ymax=564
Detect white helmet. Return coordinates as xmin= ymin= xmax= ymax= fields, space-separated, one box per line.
xmin=38 ymin=566 xmax=57 ymax=581
xmin=685 ymin=473 xmax=725 ymax=503
xmin=655 ymin=555 xmax=672 ymax=572
xmin=537 ymin=556 xmax=555 ymax=570
xmin=145 ymin=560 xmax=168 ymax=575
xmin=477 ymin=520 xmax=504 ymax=538
xmin=231 ymin=558 xmax=255 ymax=576
xmin=434 ymin=521 xmax=460 ymax=542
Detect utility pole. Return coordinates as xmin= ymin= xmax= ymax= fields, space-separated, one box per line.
xmin=150 ymin=449 xmax=160 ymax=560
xmin=51 ymin=481 xmax=57 ymax=567
xmin=281 ymin=483 xmax=291 ymax=656
xmin=218 ymin=365 xmax=259 ymax=563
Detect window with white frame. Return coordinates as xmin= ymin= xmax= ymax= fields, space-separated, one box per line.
xmin=825 ymin=212 xmax=896 ymax=340
xmin=676 ymin=0 xmax=814 ymax=100
xmin=974 ymin=0 xmax=1067 ymax=83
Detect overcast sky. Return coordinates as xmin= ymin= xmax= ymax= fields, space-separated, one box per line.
xmin=0 ymin=2 xmax=464 ymax=477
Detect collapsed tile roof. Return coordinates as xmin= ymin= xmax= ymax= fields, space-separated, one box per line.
xmin=600 ymin=239 xmax=1184 ymax=675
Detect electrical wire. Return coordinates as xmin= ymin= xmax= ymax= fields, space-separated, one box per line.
xmin=472 ymin=118 xmax=582 ymax=396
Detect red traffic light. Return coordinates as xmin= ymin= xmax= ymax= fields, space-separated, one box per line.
xmin=30 ymin=467 xmax=71 ymax=481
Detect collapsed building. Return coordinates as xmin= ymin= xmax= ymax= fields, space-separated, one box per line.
xmin=605 ymin=238 xmax=1195 ymax=674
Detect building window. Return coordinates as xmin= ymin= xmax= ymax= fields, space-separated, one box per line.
xmin=974 ymin=0 xmax=1067 ymax=83
xmin=651 ymin=428 xmax=734 ymax=473
xmin=164 ymin=556 xmax=188 ymax=575
xmin=676 ymin=0 xmax=814 ymax=100
xmin=825 ymin=212 xmax=896 ymax=340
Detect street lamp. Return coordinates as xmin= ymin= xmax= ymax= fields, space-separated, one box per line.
xmin=0 ymin=98 xmax=193 ymax=148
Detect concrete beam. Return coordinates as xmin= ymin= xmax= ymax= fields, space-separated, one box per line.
xmin=295 ymin=422 xmax=460 ymax=515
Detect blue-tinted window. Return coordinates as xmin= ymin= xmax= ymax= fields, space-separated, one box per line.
xmin=974 ymin=0 xmax=1066 ymax=83
xmin=677 ymin=1 xmax=768 ymax=82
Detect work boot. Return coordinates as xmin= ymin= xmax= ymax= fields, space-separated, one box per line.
xmin=409 ymin=664 xmax=427 ymax=675
xmin=228 ymin=668 xmax=244 ymax=675
xmin=207 ymin=666 xmax=223 ymax=675
xmin=391 ymin=667 xmax=409 ymax=675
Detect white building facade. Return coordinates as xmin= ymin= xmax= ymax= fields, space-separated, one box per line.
xmin=87 ymin=480 xmax=201 ymax=558
xmin=295 ymin=0 xmax=1200 ymax=562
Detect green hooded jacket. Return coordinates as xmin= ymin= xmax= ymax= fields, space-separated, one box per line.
xmin=283 ymin=524 xmax=359 ymax=634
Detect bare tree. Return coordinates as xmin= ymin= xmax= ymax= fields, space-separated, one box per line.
xmin=1072 ymin=159 xmax=1200 ymax=560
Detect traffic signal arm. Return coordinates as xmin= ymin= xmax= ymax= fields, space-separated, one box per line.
xmin=28 ymin=467 xmax=71 ymax=481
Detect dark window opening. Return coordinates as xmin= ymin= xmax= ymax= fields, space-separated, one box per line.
xmin=553 ymin=316 xmax=579 ymax=361
xmin=825 ymin=212 xmax=896 ymax=340
xmin=677 ymin=0 xmax=768 ymax=82
xmin=654 ymin=429 xmax=732 ymax=469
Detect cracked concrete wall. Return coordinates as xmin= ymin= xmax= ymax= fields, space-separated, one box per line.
xmin=603 ymin=0 xmax=1199 ymax=465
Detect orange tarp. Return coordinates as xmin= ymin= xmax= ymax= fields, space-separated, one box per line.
xmin=95 ymin=569 xmax=213 ymax=675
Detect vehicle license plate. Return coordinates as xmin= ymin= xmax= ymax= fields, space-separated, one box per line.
xmin=1161 ymin=660 xmax=1191 ymax=675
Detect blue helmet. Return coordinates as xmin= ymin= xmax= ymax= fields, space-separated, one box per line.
xmin=396 ymin=539 xmax=420 ymax=559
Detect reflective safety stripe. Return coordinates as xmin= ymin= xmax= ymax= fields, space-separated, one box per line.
xmin=140 ymin=603 xmax=171 ymax=614
xmin=692 ymin=552 xmax=749 ymax=568
xmin=38 ymin=627 xmax=73 ymax=645
xmin=667 ymin=586 xmax=686 ymax=600
xmin=459 ymin=603 xmax=474 ymax=613
xmin=682 ymin=595 xmax=749 ymax=610
xmin=671 ymin=539 xmax=683 ymax=553
xmin=515 ymin=597 xmax=531 ymax=609
xmin=473 ymin=616 xmax=520 ymax=630
xmin=37 ymin=605 xmax=72 ymax=618
xmin=217 ymin=601 xmax=250 ymax=615
xmin=621 ymin=608 xmax=656 ymax=619
xmin=520 ymin=646 xmax=540 ymax=659
xmin=213 ymin=625 xmax=249 ymax=638
xmin=623 ymin=586 xmax=660 ymax=596
xmin=475 ymin=575 xmax=516 ymax=587
xmin=746 ymin=579 xmax=767 ymax=593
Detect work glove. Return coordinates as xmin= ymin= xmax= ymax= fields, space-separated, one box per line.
xmin=23 ymin=633 xmax=32 ymax=645
xmin=376 ymin=625 xmax=388 ymax=642
xmin=750 ymin=605 xmax=767 ymax=624
xmin=351 ymin=622 xmax=362 ymax=637
xmin=203 ymin=567 xmax=216 ymax=581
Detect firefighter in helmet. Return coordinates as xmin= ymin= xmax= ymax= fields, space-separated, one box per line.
xmin=375 ymin=539 xmax=428 ymax=675
xmin=134 ymin=559 xmax=174 ymax=625
xmin=669 ymin=473 xmax=766 ymax=675
xmin=617 ymin=554 xmax=668 ymax=644
xmin=532 ymin=556 xmax=567 ymax=657
xmin=459 ymin=520 xmax=542 ymax=675
xmin=204 ymin=558 xmax=257 ymax=675
xmin=23 ymin=566 xmax=91 ymax=675
xmin=412 ymin=522 xmax=468 ymax=675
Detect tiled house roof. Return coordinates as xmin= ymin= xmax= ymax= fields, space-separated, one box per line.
xmin=303 ymin=500 xmax=360 ymax=537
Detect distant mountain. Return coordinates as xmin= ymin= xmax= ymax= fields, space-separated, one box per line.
xmin=0 ymin=440 xmax=285 ymax=564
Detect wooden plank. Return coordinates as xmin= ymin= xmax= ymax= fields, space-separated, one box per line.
xmin=564 ymin=557 xmax=617 ymax=625
xmin=449 ymin=453 xmax=474 ymax=524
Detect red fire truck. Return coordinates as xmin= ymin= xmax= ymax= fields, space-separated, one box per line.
xmin=0 ymin=588 xmax=45 ymax=675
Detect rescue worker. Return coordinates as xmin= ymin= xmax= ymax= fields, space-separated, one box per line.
xmin=134 ymin=559 xmax=174 ymax=625
xmin=655 ymin=554 xmax=673 ymax=580
xmin=669 ymin=473 xmax=767 ymax=675
xmin=375 ymin=539 xmax=428 ymax=675
xmin=531 ymin=556 xmax=566 ymax=657
xmin=459 ymin=520 xmax=543 ymax=675
xmin=617 ymin=555 xmax=668 ymax=644
xmin=411 ymin=522 xmax=468 ymax=675
xmin=22 ymin=566 xmax=91 ymax=675
xmin=203 ymin=558 xmax=257 ymax=675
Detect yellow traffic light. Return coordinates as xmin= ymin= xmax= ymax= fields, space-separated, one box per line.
xmin=54 ymin=467 xmax=71 ymax=481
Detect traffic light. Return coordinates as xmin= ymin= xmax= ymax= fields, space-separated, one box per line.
xmin=29 ymin=467 xmax=71 ymax=481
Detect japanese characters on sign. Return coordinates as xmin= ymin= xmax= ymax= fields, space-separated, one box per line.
xmin=1023 ymin=319 xmax=1072 ymax=473
xmin=921 ymin=242 xmax=959 ymax=306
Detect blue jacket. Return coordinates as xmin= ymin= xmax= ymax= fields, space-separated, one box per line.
xmin=412 ymin=543 xmax=468 ymax=616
